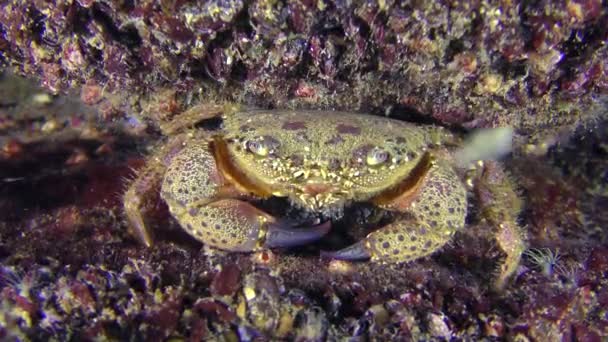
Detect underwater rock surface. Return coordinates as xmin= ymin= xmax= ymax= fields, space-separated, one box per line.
xmin=0 ymin=69 xmax=607 ymax=340
xmin=0 ymin=0 xmax=607 ymax=136
xmin=0 ymin=0 xmax=607 ymax=340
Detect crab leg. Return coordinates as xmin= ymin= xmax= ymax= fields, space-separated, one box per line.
xmin=324 ymin=160 xmax=467 ymax=263
xmin=159 ymin=141 xmax=329 ymax=251
xmin=124 ymin=135 xmax=189 ymax=247
xmin=158 ymin=103 xmax=239 ymax=135
xmin=124 ymin=166 xmax=161 ymax=247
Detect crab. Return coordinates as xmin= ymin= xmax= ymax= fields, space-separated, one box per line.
xmin=123 ymin=105 xmax=469 ymax=263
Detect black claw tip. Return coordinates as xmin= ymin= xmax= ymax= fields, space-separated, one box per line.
xmin=321 ymin=241 xmax=372 ymax=261
xmin=264 ymin=221 xmax=331 ymax=248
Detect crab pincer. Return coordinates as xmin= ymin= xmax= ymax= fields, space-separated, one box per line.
xmin=321 ymin=241 xmax=371 ymax=261
xmin=322 ymin=159 xmax=466 ymax=263
xmin=265 ymin=220 xmax=331 ymax=248
xmin=123 ymin=137 xmax=331 ymax=253
xmin=161 ymin=197 xmax=330 ymax=252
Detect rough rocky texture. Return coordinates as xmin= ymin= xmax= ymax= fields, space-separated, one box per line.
xmin=1 ymin=0 xmax=608 ymax=340
xmin=1 ymin=0 xmax=607 ymax=138
xmin=1 ymin=69 xmax=607 ymax=340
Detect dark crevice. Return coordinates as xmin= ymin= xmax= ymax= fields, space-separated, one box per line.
xmin=86 ymin=46 xmax=104 ymax=65
xmin=468 ymin=12 xmax=484 ymax=40
xmin=558 ymin=23 xmax=606 ymax=82
xmin=233 ymin=5 xmax=254 ymax=35
xmin=0 ymin=25 xmax=8 ymax=67
xmin=444 ymin=38 xmax=465 ymax=64
xmin=27 ymin=5 xmax=46 ymax=45
xmin=201 ymin=6 xmax=252 ymax=83
xmin=184 ymin=59 xmax=208 ymax=80
xmin=194 ymin=116 xmax=223 ymax=131
xmin=119 ymin=0 xmax=136 ymax=12
xmin=495 ymin=58 xmax=528 ymax=79
xmin=207 ymin=29 xmax=234 ymax=51
xmin=230 ymin=60 xmax=249 ymax=83
xmin=280 ymin=37 xmax=309 ymax=79
xmin=518 ymin=1 xmax=539 ymax=51
xmin=68 ymin=3 xmax=93 ymax=35
xmin=389 ymin=104 xmax=448 ymax=127
xmin=91 ymin=3 xmax=141 ymax=48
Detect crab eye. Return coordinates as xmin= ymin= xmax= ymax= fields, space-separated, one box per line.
xmin=245 ymin=136 xmax=280 ymax=157
xmin=246 ymin=139 xmax=269 ymax=156
xmin=366 ymin=147 xmax=389 ymax=166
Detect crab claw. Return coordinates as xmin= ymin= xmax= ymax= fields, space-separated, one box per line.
xmin=320 ymin=241 xmax=372 ymax=261
xmin=264 ymin=221 xmax=331 ymax=248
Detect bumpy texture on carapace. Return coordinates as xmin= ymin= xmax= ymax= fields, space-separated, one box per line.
xmin=132 ymin=108 xmax=466 ymax=262
xmin=220 ymin=110 xmax=432 ymax=212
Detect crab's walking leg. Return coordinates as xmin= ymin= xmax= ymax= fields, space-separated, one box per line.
xmin=124 ymin=136 xmax=188 ymax=247
xmin=160 ymin=141 xmax=330 ymax=252
xmin=324 ymin=160 xmax=467 ymax=263
xmin=158 ymin=103 xmax=238 ymax=135
xmin=124 ymin=166 xmax=162 ymax=247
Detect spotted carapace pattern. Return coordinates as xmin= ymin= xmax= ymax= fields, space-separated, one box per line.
xmin=126 ymin=109 xmax=468 ymax=263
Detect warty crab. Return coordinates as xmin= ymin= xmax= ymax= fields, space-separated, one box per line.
xmin=123 ymin=105 xmax=468 ymax=263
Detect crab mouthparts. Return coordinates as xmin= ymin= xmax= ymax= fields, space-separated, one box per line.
xmin=295 ymin=182 xmax=345 ymax=211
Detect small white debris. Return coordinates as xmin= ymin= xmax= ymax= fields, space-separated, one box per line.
xmin=455 ymin=127 xmax=513 ymax=167
xmin=31 ymin=93 xmax=53 ymax=106
xmin=427 ymin=312 xmax=452 ymax=340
